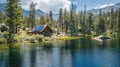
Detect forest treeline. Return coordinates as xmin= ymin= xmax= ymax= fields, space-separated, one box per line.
xmin=0 ymin=0 xmax=120 ymax=40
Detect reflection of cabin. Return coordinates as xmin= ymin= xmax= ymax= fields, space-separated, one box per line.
xmin=28 ymin=25 xmax=53 ymax=37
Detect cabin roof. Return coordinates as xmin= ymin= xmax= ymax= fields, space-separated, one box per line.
xmin=32 ymin=25 xmax=44 ymax=32
xmin=32 ymin=25 xmax=52 ymax=33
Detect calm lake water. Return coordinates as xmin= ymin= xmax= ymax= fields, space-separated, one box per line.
xmin=0 ymin=37 xmax=120 ymax=67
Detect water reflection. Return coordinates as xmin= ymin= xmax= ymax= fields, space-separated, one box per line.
xmin=0 ymin=52 xmax=8 ymax=67
xmin=0 ymin=37 xmax=120 ymax=67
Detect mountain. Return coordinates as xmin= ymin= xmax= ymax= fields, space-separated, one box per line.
xmin=89 ymin=3 xmax=120 ymax=14
xmin=23 ymin=9 xmax=46 ymax=18
xmin=1 ymin=3 xmax=120 ymax=18
xmin=0 ymin=3 xmax=46 ymax=18
xmin=0 ymin=3 xmax=6 ymax=14
xmin=0 ymin=3 xmax=59 ymax=19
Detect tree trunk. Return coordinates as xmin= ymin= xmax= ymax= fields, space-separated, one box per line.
xmin=8 ymin=22 xmax=14 ymax=42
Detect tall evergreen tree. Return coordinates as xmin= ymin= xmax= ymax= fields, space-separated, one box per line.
xmin=82 ymin=10 xmax=87 ymax=34
xmin=79 ymin=11 xmax=83 ymax=33
xmin=98 ymin=10 xmax=106 ymax=34
xmin=22 ymin=16 xmax=29 ymax=29
xmin=0 ymin=11 xmax=4 ymax=24
xmin=58 ymin=8 xmax=64 ymax=32
xmin=49 ymin=11 xmax=54 ymax=27
xmin=110 ymin=8 xmax=115 ymax=32
xmin=39 ymin=16 xmax=46 ymax=25
xmin=28 ymin=2 xmax=36 ymax=28
xmin=46 ymin=14 xmax=50 ymax=24
xmin=114 ymin=9 xmax=119 ymax=32
xmin=87 ymin=11 xmax=94 ymax=34
xmin=70 ymin=10 xmax=77 ymax=35
xmin=118 ymin=8 xmax=120 ymax=33
xmin=5 ymin=0 xmax=22 ymax=41
xmin=64 ymin=9 xmax=69 ymax=34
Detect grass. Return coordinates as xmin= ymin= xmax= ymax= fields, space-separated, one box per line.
xmin=0 ymin=44 xmax=9 ymax=52
xmin=0 ymin=38 xmax=6 ymax=43
xmin=55 ymin=36 xmax=80 ymax=40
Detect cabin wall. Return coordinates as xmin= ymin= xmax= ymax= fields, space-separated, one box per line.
xmin=42 ymin=29 xmax=52 ymax=37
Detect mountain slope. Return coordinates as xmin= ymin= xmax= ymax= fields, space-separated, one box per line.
xmin=23 ymin=9 xmax=46 ymax=18
xmin=0 ymin=3 xmax=59 ymax=19
xmin=0 ymin=3 xmax=6 ymax=14
xmin=89 ymin=3 xmax=120 ymax=14
xmin=0 ymin=3 xmax=47 ymax=18
xmin=1 ymin=3 xmax=120 ymax=18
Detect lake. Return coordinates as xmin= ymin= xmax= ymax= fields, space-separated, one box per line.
xmin=0 ymin=37 xmax=120 ymax=67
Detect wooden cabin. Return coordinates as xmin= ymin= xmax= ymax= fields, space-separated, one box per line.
xmin=28 ymin=25 xmax=53 ymax=37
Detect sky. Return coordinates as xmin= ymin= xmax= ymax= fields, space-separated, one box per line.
xmin=0 ymin=0 xmax=120 ymax=13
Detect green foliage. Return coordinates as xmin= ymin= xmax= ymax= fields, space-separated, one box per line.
xmin=0 ymin=11 xmax=4 ymax=24
xmin=0 ymin=38 xmax=6 ymax=43
xmin=80 ymin=10 xmax=87 ymax=35
xmin=0 ymin=24 xmax=8 ymax=32
xmin=58 ymin=8 xmax=64 ymax=32
xmin=118 ymin=8 xmax=120 ymax=33
xmin=70 ymin=10 xmax=78 ymax=35
xmin=5 ymin=0 xmax=22 ymax=41
xmin=48 ymin=11 xmax=54 ymax=27
xmin=64 ymin=9 xmax=69 ymax=34
xmin=35 ymin=35 xmax=44 ymax=39
xmin=3 ymin=1 xmax=120 ymax=37
xmin=46 ymin=14 xmax=51 ymax=24
xmin=98 ymin=10 xmax=107 ymax=34
xmin=28 ymin=2 xmax=36 ymax=28
xmin=40 ymin=16 xmax=46 ymax=25
xmin=87 ymin=11 xmax=94 ymax=34
xmin=0 ymin=44 xmax=9 ymax=51
xmin=21 ymin=16 xmax=29 ymax=29
xmin=26 ymin=35 xmax=44 ymax=41
xmin=1 ymin=31 xmax=9 ymax=41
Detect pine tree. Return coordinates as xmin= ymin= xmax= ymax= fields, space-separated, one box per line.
xmin=98 ymin=10 xmax=106 ymax=34
xmin=82 ymin=10 xmax=87 ymax=34
xmin=70 ymin=10 xmax=77 ymax=35
xmin=87 ymin=11 xmax=94 ymax=34
xmin=22 ymin=16 xmax=29 ymax=29
xmin=58 ymin=8 xmax=63 ymax=32
xmin=64 ymin=9 xmax=69 ymax=34
xmin=98 ymin=9 xmax=102 ymax=34
xmin=110 ymin=8 xmax=115 ymax=32
xmin=118 ymin=8 xmax=120 ymax=33
xmin=0 ymin=11 xmax=4 ymax=24
xmin=106 ymin=12 xmax=110 ymax=31
xmin=5 ymin=0 xmax=22 ymax=41
xmin=114 ymin=9 xmax=118 ymax=32
xmin=49 ymin=11 xmax=53 ymax=27
xmin=39 ymin=16 xmax=46 ymax=25
xmin=46 ymin=14 xmax=50 ymax=24
xmin=79 ymin=11 xmax=83 ymax=33
xmin=28 ymin=2 xmax=36 ymax=28
xmin=70 ymin=10 xmax=74 ymax=35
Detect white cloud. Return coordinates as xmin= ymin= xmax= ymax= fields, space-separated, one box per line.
xmin=94 ymin=4 xmax=114 ymax=9
xmin=21 ymin=0 xmax=71 ymax=13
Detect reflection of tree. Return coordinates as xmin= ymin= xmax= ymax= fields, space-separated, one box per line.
xmin=60 ymin=37 xmax=95 ymax=50
xmin=42 ymin=43 xmax=53 ymax=49
xmin=80 ymin=37 xmax=94 ymax=49
xmin=21 ymin=45 xmax=37 ymax=67
xmin=9 ymin=48 xmax=21 ymax=67
xmin=0 ymin=52 xmax=9 ymax=67
xmin=30 ymin=47 xmax=36 ymax=67
xmin=35 ymin=45 xmax=53 ymax=67
xmin=114 ymin=36 xmax=120 ymax=54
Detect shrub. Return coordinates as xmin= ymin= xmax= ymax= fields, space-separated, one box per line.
xmin=0 ymin=38 xmax=6 ymax=43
